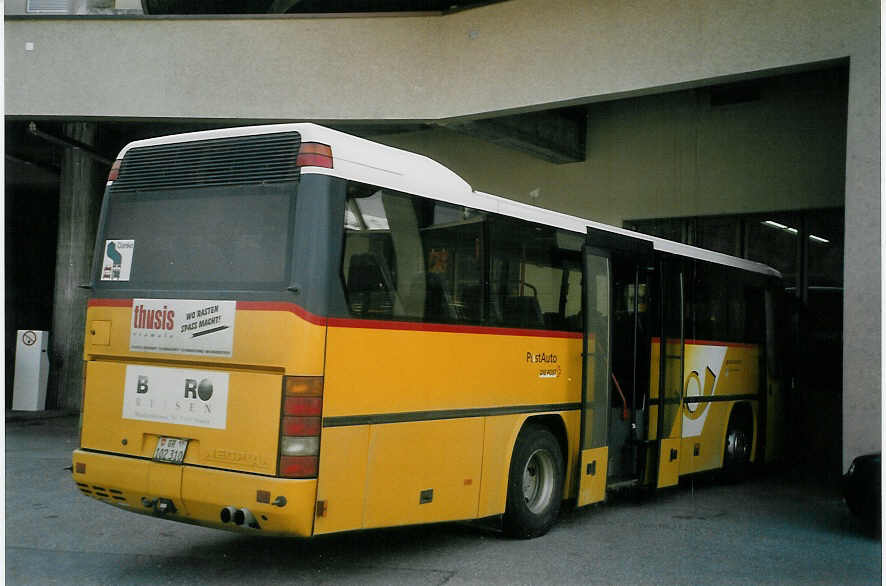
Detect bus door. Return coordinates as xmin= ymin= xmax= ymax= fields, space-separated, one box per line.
xmin=653 ymin=258 xmax=684 ymax=488
xmin=607 ymin=256 xmax=654 ymax=486
xmin=577 ymin=245 xmax=611 ymax=506
xmin=763 ymin=286 xmax=786 ymax=463
xmin=577 ymin=229 xmax=653 ymax=506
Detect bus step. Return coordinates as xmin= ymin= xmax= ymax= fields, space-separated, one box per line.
xmin=606 ymin=478 xmax=639 ymax=492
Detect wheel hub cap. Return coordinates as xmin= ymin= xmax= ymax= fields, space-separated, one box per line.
xmin=522 ymin=449 xmax=555 ymax=514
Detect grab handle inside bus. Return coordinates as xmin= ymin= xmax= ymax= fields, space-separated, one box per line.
xmin=612 ymin=372 xmax=629 ymax=420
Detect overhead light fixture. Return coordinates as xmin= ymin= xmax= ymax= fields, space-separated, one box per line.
xmin=809 ymin=234 xmax=830 ymax=244
xmin=762 ymin=220 xmax=798 ymax=236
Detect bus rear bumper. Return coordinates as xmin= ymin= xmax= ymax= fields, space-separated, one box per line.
xmin=72 ymin=449 xmax=318 ymax=536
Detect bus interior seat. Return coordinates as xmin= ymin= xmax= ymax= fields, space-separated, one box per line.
xmin=424 ymin=272 xmax=455 ymax=322
xmin=346 ymin=253 xmax=394 ymax=317
xmin=565 ymin=310 xmax=583 ymax=331
xmin=486 ymin=296 xmax=502 ymax=325
xmin=543 ymin=312 xmax=566 ymax=330
xmin=459 ymin=284 xmax=483 ymax=323
xmin=502 ymin=296 xmax=544 ymax=329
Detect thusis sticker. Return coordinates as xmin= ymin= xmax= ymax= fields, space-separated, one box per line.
xmin=130 ymin=299 xmax=236 ymax=357
xmin=101 ymin=239 xmax=134 ymax=281
xmin=122 ymin=364 xmax=229 ymax=429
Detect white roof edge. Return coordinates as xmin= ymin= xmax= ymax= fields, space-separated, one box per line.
xmin=117 ymin=123 xmax=326 ymax=157
xmin=473 ymin=191 xmax=781 ymax=278
xmin=116 ymin=124 xmax=780 ymax=279
xmin=116 ymin=122 xmax=473 ymax=203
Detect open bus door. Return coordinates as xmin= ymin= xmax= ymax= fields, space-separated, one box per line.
xmin=653 ymin=257 xmax=685 ymax=488
xmin=577 ymin=228 xmax=654 ymax=506
xmin=577 ymin=245 xmax=611 ymax=506
xmin=763 ymin=286 xmax=787 ymax=463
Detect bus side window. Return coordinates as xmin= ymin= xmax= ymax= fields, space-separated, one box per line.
xmin=487 ymin=222 xmax=582 ymax=332
xmin=342 ymin=182 xmax=486 ymax=326
xmin=739 ymin=286 xmax=764 ymax=344
xmin=342 ymin=183 xmax=581 ymax=333
xmin=693 ymin=261 xmax=729 ymax=342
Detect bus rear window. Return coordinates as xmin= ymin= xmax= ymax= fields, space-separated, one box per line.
xmin=97 ymin=183 xmax=294 ymax=290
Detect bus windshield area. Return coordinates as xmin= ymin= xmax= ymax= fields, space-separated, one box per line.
xmin=96 ymin=182 xmax=296 ymax=290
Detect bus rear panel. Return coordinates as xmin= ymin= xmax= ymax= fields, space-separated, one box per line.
xmin=75 ymin=131 xmax=332 ymax=535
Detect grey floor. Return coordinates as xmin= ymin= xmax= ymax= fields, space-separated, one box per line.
xmin=6 ymin=414 xmax=881 ymax=585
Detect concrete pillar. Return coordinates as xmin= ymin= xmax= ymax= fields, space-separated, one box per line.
xmin=48 ymin=122 xmax=105 ymax=410
xmin=842 ymin=36 xmax=881 ymax=472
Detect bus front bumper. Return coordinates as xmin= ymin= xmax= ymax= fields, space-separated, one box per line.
xmin=72 ymin=449 xmax=318 ymax=536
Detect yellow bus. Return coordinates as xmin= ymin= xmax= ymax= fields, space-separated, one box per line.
xmin=73 ymin=123 xmax=786 ymax=538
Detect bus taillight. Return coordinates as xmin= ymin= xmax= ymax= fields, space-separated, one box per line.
xmin=295 ymin=143 xmax=333 ymax=168
xmin=107 ymin=159 xmax=122 ymax=183
xmin=279 ymin=376 xmax=323 ymax=478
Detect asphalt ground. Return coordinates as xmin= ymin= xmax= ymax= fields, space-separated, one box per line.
xmin=5 ymin=414 xmax=882 ymax=585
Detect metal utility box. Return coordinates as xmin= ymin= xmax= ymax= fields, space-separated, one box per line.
xmin=12 ymin=330 xmax=50 ymax=411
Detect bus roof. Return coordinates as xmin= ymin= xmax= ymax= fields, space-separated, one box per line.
xmin=118 ymin=123 xmax=782 ymax=279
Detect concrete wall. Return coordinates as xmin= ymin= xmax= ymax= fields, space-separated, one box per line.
xmin=3 ymin=1 xmax=874 ymax=121
xmin=5 ymin=0 xmax=879 ymax=469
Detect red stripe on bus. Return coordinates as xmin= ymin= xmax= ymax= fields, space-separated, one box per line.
xmin=235 ymin=300 xmax=327 ymax=326
xmin=650 ymin=336 xmax=758 ymax=348
xmin=88 ymin=298 xmax=582 ymax=339
xmin=325 ymin=316 xmax=583 ymax=339
xmin=87 ymin=298 xmax=133 ymax=308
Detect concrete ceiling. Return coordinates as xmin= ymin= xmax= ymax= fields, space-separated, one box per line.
xmin=141 ymin=0 xmax=506 ymax=14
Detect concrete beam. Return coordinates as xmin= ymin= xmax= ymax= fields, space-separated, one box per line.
xmin=442 ymin=108 xmax=586 ymax=164
xmin=3 ymin=1 xmax=873 ymax=121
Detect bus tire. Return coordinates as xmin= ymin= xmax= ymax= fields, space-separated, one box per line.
xmin=722 ymin=409 xmax=753 ymax=483
xmin=503 ymin=424 xmax=564 ymax=539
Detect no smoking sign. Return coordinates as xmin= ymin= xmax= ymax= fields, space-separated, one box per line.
xmin=22 ymin=331 xmax=37 ymax=346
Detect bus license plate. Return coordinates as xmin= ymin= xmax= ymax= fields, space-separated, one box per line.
xmin=153 ymin=437 xmax=189 ymax=464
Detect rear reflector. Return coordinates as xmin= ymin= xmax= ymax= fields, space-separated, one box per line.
xmin=279 ymin=456 xmax=319 ymax=478
xmin=282 ymin=416 xmax=321 ymax=436
xmin=284 ymin=396 xmax=323 ymax=416
xmin=295 ymin=142 xmax=333 ymax=168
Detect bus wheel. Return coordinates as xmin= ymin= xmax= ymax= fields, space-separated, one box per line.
xmin=722 ymin=415 xmax=752 ymax=482
xmin=503 ymin=424 xmax=564 ymax=539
